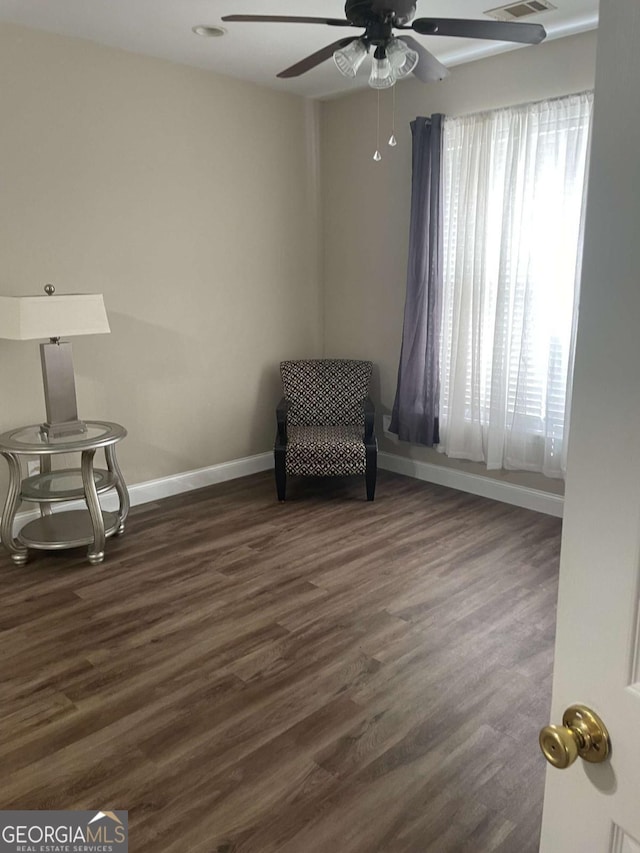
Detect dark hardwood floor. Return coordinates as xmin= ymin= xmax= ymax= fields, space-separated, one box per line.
xmin=0 ymin=470 xmax=561 ymax=852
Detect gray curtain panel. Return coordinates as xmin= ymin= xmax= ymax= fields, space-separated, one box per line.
xmin=390 ymin=114 xmax=444 ymax=446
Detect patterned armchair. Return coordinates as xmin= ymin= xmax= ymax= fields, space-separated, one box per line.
xmin=274 ymin=359 xmax=377 ymax=501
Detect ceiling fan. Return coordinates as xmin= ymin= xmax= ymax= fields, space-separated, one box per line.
xmin=222 ymin=0 xmax=547 ymax=89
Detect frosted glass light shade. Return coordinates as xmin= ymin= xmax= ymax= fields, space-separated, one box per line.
xmin=386 ymin=38 xmax=419 ymax=79
xmin=333 ymin=39 xmax=368 ymax=78
xmin=0 ymin=293 xmax=110 ymax=340
xmin=369 ymin=55 xmax=395 ymax=89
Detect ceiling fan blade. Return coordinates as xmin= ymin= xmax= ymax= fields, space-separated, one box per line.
xmin=222 ymin=15 xmax=353 ymax=27
xmin=398 ymin=35 xmax=449 ymax=81
xmin=410 ymin=17 xmax=546 ymax=45
xmin=277 ymin=37 xmax=358 ymax=78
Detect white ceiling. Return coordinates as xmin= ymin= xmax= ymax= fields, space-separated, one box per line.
xmin=0 ymin=0 xmax=598 ymax=99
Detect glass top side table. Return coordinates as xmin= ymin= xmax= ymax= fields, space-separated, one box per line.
xmin=0 ymin=420 xmax=129 ymax=566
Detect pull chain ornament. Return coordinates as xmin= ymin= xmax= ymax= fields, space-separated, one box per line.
xmin=373 ymin=90 xmax=382 ymax=161
xmin=388 ymin=85 xmax=397 ymax=147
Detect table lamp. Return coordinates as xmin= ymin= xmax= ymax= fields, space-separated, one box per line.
xmin=0 ymin=284 xmax=110 ymax=438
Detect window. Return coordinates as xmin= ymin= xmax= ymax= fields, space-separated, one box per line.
xmin=438 ymin=92 xmax=593 ymax=477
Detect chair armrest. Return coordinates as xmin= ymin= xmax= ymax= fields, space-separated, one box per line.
xmin=276 ymin=397 xmax=290 ymax=444
xmin=363 ymin=397 xmax=375 ymax=441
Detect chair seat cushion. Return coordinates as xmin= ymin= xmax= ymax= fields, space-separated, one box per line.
xmin=286 ymin=425 xmax=366 ymax=476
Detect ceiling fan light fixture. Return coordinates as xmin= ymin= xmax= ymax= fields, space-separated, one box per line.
xmin=333 ymin=39 xmax=368 ymax=78
xmin=223 ymin=4 xmax=546 ymax=87
xmin=386 ymin=37 xmax=419 ymax=79
xmin=369 ymin=46 xmax=395 ymax=89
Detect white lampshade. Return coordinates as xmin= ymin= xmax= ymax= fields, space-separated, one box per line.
xmin=0 ymin=293 xmax=110 ymax=340
xmin=369 ymin=54 xmax=395 ymax=89
xmin=386 ymin=38 xmax=419 ymax=79
xmin=333 ymin=39 xmax=368 ymax=78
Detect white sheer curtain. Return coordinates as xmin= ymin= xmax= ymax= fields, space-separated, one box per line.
xmin=438 ymin=92 xmax=593 ymax=478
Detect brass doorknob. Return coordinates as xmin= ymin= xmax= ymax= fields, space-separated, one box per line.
xmin=539 ymin=704 xmax=610 ymax=769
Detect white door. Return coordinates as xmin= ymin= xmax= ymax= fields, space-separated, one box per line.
xmin=539 ymin=2 xmax=640 ymax=850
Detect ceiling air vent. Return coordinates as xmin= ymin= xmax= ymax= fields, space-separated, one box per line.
xmin=485 ymin=0 xmax=556 ymax=21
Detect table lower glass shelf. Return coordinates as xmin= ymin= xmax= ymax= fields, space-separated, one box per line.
xmin=21 ymin=468 xmax=116 ymax=503
xmin=18 ymin=510 xmax=120 ymax=550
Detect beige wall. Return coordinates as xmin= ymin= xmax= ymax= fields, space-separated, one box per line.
xmin=0 ymin=24 xmax=322 ymax=498
xmin=320 ymin=30 xmax=598 ymax=496
xmin=0 ymin=24 xmax=599 ymax=508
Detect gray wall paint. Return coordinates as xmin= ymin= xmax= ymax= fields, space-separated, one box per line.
xmin=0 ymin=25 xmax=598 ymax=506
xmin=0 ymin=24 xmax=322 ymax=501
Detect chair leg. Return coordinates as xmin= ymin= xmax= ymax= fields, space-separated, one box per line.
xmin=365 ymin=446 xmax=377 ymax=501
xmin=275 ymin=449 xmax=287 ymax=502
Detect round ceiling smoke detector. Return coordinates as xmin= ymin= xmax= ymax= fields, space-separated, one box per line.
xmin=192 ymin=25 xmax=227 ymax=37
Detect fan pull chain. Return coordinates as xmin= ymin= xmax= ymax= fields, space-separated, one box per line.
xmin=373 ymin=90 xmax=382 ymax=161
xmin=388 ymin=85 xmax=397 ymax=147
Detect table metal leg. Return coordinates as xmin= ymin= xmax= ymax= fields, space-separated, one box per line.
xmin=105 ymin=444 xmax=129 ymax=535
xmin=39 ymin=454 xmax=52 ymax=517
xmin=0 ymin=452 xmax=28 ymax=565
xmin=81 ymin=448 xmax=105 ymax=565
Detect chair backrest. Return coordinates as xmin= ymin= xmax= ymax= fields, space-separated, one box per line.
xmin=280 ymin=359 xmax=372 ymax=426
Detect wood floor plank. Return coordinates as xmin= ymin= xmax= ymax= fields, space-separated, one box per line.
xmin=0 ymin=470 xmax=561 ymax=851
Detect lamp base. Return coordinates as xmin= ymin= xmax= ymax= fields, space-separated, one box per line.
xmin=39 ymin=419 xmax=88 ymax=440
xmin=39 ymin=340 xmax=86 ymax=440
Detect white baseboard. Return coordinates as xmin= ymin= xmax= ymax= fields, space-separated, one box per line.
xmin=120 ymin=451 xmax=273 ymax=507
xmin=378 ymin=451 xmax=564 ymax=518
xmin=13 ymin=451 xmax=273 ymax=534
xmin=12 ymin=447 xmax=562 ymax=535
